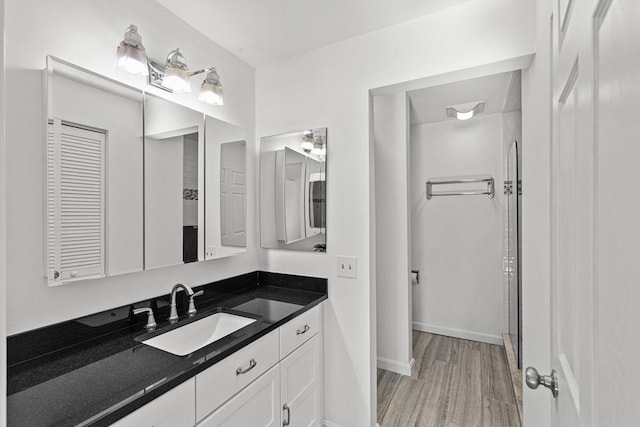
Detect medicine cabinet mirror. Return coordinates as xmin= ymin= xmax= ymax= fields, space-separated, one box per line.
xmin=144 ymin=94 xmax=204 ymax=269
xmin=260 ymin=129 xmax=326 ymax=252
xmin=205 ymin=116 xmax=247 ymax=259
xmin=45 ymin=56 xmax=247 ymax=285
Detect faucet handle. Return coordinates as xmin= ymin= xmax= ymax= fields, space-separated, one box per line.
xmin=188 ymin=290 xmax=204 ymax=317
xmin=133 ymin=307 xmax=156 ymax=332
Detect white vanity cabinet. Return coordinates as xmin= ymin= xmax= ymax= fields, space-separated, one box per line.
xmin=110 ymin=303 xmax=323 ymax=427
xmin=280 ymin=335 xmax=321 ymax=427
xmin=110 ymin=378 xmax=195 ymax=427
xmin=195 ymin=329 xmax=280 ymax=421
xmin=197 ymin=365 xmax=281 ymax=427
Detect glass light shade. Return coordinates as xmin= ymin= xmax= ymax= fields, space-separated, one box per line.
xmin=301 ymin=141 xmax=314 ymax=152
xmin=116 ymin=44 xmax=148 ymax=75
xmin=198 ymin=80 xmax=223 ymax=105
xmin=456 ymin=110 xmax=474 ymax=120
xmin=115 ymin=25 xmax=148 ymax=76
xmin=163 ymin=65 xmax=191 ymax=92
xmin=446 ymin=101 xmax=485 ymax=121
xmin=311 ymin=142 xmax=326 ymax=157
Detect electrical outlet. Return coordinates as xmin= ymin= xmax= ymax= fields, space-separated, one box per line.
xmin=205 ymin=246 xmax=216 ymax=259
xmin=337 ymin=256 xmax=357 ymax=278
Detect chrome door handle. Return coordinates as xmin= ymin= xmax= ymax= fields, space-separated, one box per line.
xmin=296 ymin=324 xmax=310 ymax=335
xmin=235 ymin=358 xmax=257 ymax=375
xmin=525 ymin=367 xmax=559 ymax=398
xmin=283 ymin=403 xmax=290 ymax=426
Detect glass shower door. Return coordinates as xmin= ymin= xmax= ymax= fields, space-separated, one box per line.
xmin=506 ymin=140 xmax=521 ymax=368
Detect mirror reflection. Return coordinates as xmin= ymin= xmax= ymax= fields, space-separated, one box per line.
xmin=45 ymin=57 xmax=249 ymax=285
xmin=144 ymin=94 xmax=204 ymax=269
xmin=46 ymin=57 xmax=144 ymax=285
xmin=205 ymin=116 xmax=247 ymax=259
xmin=260 ymin=129 xmax=326 ymax=252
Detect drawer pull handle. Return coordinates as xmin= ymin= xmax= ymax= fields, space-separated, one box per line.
xmin=296 ymin=324 xmax=310 ymax=335
xmin=283 ymin=403 xmax=291 ymax=426
xmin=235 ymin=358 xmax=257 ymax=375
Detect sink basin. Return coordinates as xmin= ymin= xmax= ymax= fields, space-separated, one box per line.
xmin=141 ymin=312 xmax=256 ymax=356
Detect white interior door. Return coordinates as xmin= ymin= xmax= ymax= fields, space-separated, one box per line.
xmin=593 ymin=1 xmax=640 ymax=425
xmin=547 ymin=0 xmax=597 ymax=425
xmin=220 ymin=141 xmax=246 ymax=247
xmin=530 ymin=1 xmax=640 ymax=426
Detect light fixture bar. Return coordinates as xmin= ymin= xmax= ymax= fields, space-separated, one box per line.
xmin=117 ymin=24 xmax=223 ymax=104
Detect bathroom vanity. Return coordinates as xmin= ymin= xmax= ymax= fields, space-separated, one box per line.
xmin=7 ymin=272 xmax=327 ymax=426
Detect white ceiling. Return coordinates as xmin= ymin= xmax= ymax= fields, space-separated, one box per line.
xmin=157 ymin=0 xmax=473 ymax=67
xmin=408 ymin=70 xmax=521 ymax=125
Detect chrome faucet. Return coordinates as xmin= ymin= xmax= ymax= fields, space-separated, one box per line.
xmin=168 ymin=283 xmax=194 ymax=324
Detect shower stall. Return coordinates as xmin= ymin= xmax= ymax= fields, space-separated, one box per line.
xmin=505 ymin=139 xmax=522 ymax=368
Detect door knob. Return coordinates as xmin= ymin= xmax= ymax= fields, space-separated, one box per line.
xmin=525 ymin=366 xmax=559 ymax=398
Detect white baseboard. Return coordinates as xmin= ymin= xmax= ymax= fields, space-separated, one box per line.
xmin=323 ymin=421 xmax=379 ymax=427
xmin=412 ymin=321 xmax=502 ymax=345
xmin=377 ymin=356 xmax=414 ymax=376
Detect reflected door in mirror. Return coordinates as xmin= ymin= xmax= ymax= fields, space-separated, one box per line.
xmin=260 ymin=128 xmax=326 ymax=251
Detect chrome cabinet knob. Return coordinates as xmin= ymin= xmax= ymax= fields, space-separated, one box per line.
xmin=525 ymin=366 xmax=559 ymax=398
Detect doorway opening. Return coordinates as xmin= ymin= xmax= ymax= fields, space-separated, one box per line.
xmin=372 ymin=60 xmax=528 ymax=425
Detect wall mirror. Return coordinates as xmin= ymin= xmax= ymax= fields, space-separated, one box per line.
xmin=45 ymin=56 xmax=247 ymax=285
xmin=144 ymin=94 xmax=204 ymax=269
xmin=260 ymin=128 xmax=326 ymax=251
xmin=205 ymin=116 xmax=247 ymax=259
xmin=45 ymin=56 xmax=144 ymax=285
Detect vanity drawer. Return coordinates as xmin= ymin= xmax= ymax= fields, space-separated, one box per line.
xmin=280 ymin=304 xmax=321 ymax=358
xmin=195 ymin=329 xmax=279 ymax=422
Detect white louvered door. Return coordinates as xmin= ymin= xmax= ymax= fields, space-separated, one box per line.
xmin=46 ymin=119 xmax=106 ymax=285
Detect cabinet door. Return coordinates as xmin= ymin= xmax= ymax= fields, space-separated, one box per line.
xmin=110 ymin=378 xmax=195 ymax=427
xmin=197 ymin=365 xmax=281 ymax=427
xmin=280 ymin=336 xmax=319 ymax=427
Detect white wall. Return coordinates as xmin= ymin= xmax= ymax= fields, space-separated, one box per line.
xmin=410 ymin=114 xmax=505 ymax=345
xmin=4 ymin=0 xmax=256 ymax=334
xmin=373 ymin=94 xmax=412 ymax=374
xmin=256 ymin=2 xmax=535 ymax=425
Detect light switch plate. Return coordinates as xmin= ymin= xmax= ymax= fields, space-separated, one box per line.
xmin=337 ymin=256 xmax=357 ymax=278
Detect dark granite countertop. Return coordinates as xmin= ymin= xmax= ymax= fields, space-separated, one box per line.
xmin=7 ymin=271 xmax=327 ymax=427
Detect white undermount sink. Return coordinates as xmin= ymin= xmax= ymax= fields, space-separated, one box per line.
xmin=141 ymin=312 xmax=256 ymax=356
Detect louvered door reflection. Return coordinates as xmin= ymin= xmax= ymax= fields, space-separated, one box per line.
xmin=46 ymin=119 xmax=106 ymax=285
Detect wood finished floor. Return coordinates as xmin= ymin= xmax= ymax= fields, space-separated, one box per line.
xmin=377 ymin=331 xmax=520 ymax=427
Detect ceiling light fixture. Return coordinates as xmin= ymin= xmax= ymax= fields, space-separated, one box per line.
xmin=116 ymin=24 xmax=224 ymax=105
xmin=446 ymin=101 xmax=485 ymax=121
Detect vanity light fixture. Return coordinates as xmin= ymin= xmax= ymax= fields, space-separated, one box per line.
xmin=310 ymin=141 xmax=326 ymax=157
xmin=198 ymin=69 xmax=224 ymax=105
xmin=115 ymin=25 xmax=148 ymax=76
xmin=301 ymin=132 xmax=315 ymax=153
xmin=116 ymin=24 xmax=224 ymax=105
xmin=446 ymin=101 xmax=485 ymax=121
xmin=161 ymin=48 xmax=191 ymax=92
